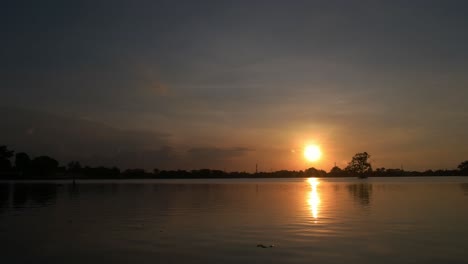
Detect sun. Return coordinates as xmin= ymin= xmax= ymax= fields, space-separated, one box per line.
xmin=304 ymin=145 xmax=322 ymax=162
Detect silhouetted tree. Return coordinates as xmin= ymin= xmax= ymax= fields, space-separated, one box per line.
xmin=123 ymin=169 xmax=147 ymax=178
xmin=80 ymin=166 xmax=120 ymax=178
xmin=305 ymin=167 xmax=327 ymax=177
xmin=2 ymin=146 xmax=468 ymax=179
xmin=329 ymin=166 xmax=346 ymax=177
xmin=67 ymin=161 xmax=82 ymax=173
xmin=458 ymin=161 xmax=468 ymax=174
xmin=31 ymin=156 xmax=59 ymax=177
xmin=15 ymin=152 xmax=31 ymax=176
xmin=374 ymin=167 xmax=386 ymax=176
xmin=0 ymin=145 xmax=14 ymax=171
xmin=345 ymin=152 xmax=372 ymax=177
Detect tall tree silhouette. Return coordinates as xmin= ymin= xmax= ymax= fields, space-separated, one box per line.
xmin=0 ymin=145 xmax=14 ymax=171
xmin=345 ymin=152 xmax=372 ymax=178
xmin=15 ymin=152 xmax=31 ymax=176
xmin=31 ymin=156 xmax=59 ymax=177
xmin=458 ymin=161 xmax=468 ymax=174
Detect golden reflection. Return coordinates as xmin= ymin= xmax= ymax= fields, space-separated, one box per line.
xmin=307 ymin=178 xmax=321 ymax=219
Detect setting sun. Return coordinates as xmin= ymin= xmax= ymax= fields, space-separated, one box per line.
xmin=304 ymin=145 xmax=322 ymax=162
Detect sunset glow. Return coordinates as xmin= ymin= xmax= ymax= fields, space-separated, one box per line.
xmin=2 ymin=1 xmax=468 ymax=263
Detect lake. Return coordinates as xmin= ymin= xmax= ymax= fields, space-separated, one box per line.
xmin=1 ymin=177 xmax=468 ymax=264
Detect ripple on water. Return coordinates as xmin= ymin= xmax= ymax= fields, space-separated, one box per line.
xmin=1 ymin=178 xmax=468 ymax=263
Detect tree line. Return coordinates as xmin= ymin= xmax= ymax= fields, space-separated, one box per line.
xmin=1 ymin=146 xmax=468 ymax=179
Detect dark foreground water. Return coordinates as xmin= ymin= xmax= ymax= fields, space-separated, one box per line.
xmin=1 ymin=177 xmax=468 ymax=264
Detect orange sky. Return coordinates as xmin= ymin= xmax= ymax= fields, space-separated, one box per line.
xmin=2 ymin=1 xmax=468 ymax=171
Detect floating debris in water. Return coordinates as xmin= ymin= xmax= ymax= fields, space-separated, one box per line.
xmin=257 ymin=244 xmax=275 ymax=248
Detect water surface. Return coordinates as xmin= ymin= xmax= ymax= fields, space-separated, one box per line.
xmin=1 ymin=177 xmax=468 ymax=263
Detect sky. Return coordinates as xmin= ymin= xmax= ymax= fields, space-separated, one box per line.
xmin=1 ymin=0 xmax=468 ymax=172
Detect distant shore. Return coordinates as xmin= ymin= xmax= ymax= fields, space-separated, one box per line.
xmin=1 ymin=173 xmax=467 ymax=181
xmin=2 ymin=145 xmax=468 ymax=180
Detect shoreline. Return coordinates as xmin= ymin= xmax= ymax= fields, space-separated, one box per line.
xmin=1 ymin=175 xmax=467 ymax=181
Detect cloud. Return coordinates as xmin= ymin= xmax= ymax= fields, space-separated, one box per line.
xmin=185 ymin=147 xmax=254 ymax=169
xmin=0 ymin=106 xmax=170 ymax=167
xmin=0 ymin=106 xmax=258 ymax=171
xmin=83 ymin=146 xmax=177 ymax=170
xmin=152 ymin=82 xmax=169 ymax=96
xmin=188 ymin=147 xmax=253 ymax=160
xmin=131 ymin=60 xmax=171 ymax=97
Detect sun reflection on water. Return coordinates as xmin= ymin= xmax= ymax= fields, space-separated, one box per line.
xmin=307 ymin=178 xmax=321 ymax=220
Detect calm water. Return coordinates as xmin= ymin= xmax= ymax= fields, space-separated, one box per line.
xmin=1 ymin=177 xmax=468 ymax=264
